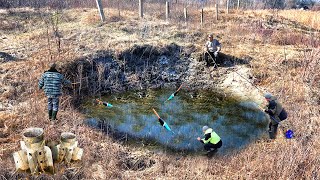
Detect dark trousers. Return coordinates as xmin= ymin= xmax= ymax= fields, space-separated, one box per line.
xmin=48 ymin=96 xmax=59 ymax=111
xmin=204 ymin=52 xmax=221 ymax=66
xmin=204 ymin=140 xmax=222 ymax=151
xmin=269 ymin=122 xmax=279 ymax=139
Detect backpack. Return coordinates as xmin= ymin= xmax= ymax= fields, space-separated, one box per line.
xmin=278 ymin=108 xmax=287 ymax=121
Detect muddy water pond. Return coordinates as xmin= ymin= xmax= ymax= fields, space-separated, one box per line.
xmin=83 ymin=89 xmax=268 ymax=153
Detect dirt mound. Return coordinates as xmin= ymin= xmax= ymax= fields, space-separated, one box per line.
xmin=219 ymin=65 xmax=264 ymax=102
xmin=117 ymin=152 xmax=155 ymax=171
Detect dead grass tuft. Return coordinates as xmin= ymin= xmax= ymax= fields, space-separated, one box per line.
xmin=271 ymin=30 xmax=320 ymax=47
xmin=80 ymin=11 xmax=101 ymax=25
xmin=278 ymin=10 xmax=320 ymax=30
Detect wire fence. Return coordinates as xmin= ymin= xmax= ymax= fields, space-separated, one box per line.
xmin=4 ymin=0 xmax=317 ymax=10
xmin=2 ymin=0 xmax=319 ymax=27
xmin=98 ymin=0 xmax=233 ymax=27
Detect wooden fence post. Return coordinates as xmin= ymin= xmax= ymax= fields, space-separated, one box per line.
xmin=227 ymin=0 xmax=229 ymax=14
xmin=184 ymin=7 xmax=187 ymax=23
xmin=216 ymin=0 xmax=219 ymax=21
xmin=201 ymin=8 xmax=204 ymax=26
xmin=95 ymin=0 xmax=105 ymax=22
xmin=118 ymin=1 xmax=120 ymax=17
xmin=166 ymin=1 xmax=170 ymax=21
xmin=139 ymin=0 xmax=143 ymax=18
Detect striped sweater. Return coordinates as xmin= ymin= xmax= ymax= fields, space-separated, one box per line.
xmin=38 ymin=69 xmax=70 ymax=97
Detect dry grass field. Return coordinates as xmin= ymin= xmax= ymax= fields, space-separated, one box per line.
xmin=0 ymin=5 xmax=319 ymax=179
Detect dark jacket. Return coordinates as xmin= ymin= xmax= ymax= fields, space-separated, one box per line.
xmin=265 ymin=96 xmax=287 ymax=125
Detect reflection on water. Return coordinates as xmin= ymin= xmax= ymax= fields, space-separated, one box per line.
xmin=83 ymin=89 xmax=268 ymax=152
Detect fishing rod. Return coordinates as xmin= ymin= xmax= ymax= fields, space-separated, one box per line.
xmin=165 ymin=84 xmax=184 ymax=102
xmin=152 ymin=108 xmax=174 ymax=134
xmin=206 ymin=52 xmax=264 ymax=94
xmin=206 ymin=51 xmax=218 ymax=68
xmin=231 ymin=69 xmax=265 ymax=94
xmin=204 ymin=53 xmax=292 ymax=138
xmin=95 ymin=99 xmax=113 ymax=108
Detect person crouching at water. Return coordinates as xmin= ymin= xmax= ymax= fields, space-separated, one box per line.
xmin=197 ymin=126 xmax=222 ymax=153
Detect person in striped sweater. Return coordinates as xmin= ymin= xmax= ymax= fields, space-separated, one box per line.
xmin=38 ymin=63 xmax=71 ymax=121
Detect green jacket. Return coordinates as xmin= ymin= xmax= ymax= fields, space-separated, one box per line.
xmin=201 ymin=128 xmax=221 ymax=144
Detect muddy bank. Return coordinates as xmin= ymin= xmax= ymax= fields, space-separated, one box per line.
xmin=64 ymin=43 xmax=254 ymax=100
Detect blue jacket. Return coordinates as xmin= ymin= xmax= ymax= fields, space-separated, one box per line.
xmin=38 ymin=68 xmax=70 ymax=97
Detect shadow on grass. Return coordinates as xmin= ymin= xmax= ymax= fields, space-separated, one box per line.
xmin=199 ymin=52 xmax=252 ymax=67
xmin=0 ymin=52 xmax=17 ymax=63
